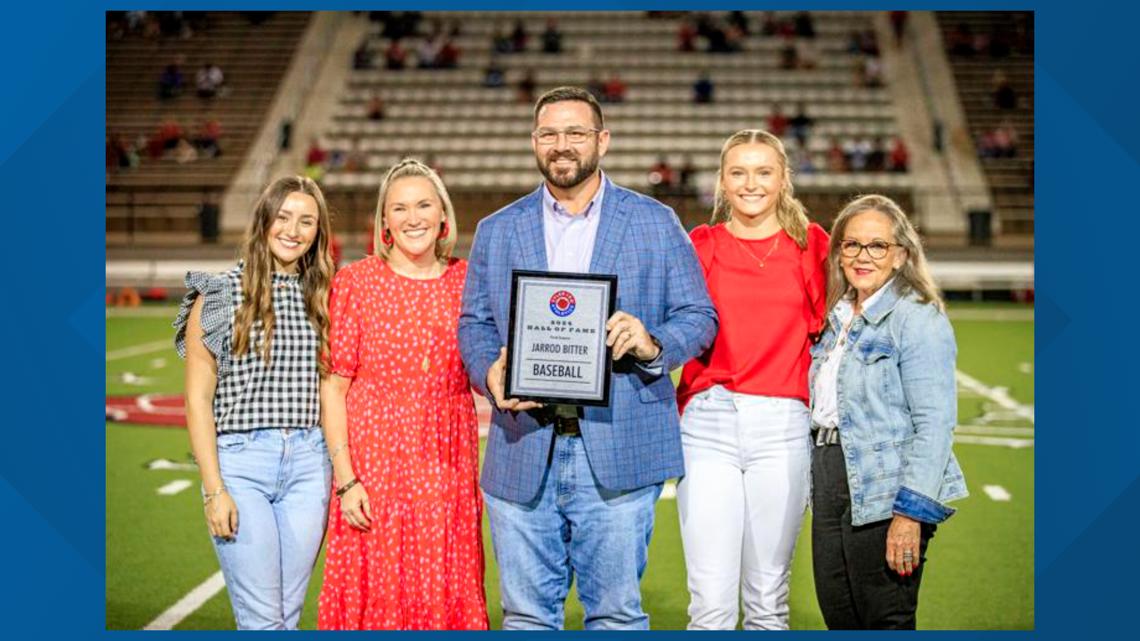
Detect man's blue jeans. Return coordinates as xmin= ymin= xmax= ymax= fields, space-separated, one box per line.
xmin=211 ymin=428 xmax=331 ymax=630
xmin=483 ymin=434 xmax=662 ymax=630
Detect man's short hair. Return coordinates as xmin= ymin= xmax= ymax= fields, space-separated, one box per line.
xmin=533 ymin=86 xmax=605 ymax=130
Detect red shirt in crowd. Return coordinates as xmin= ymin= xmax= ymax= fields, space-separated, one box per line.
xmin=677 ymin=222 xmax=829 ymax=413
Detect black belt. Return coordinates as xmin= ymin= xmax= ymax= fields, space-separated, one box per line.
xmin=553 ymin=416 xmax=581 ymax=437
xmin=811 ymin=426 xmax=840 ymax=447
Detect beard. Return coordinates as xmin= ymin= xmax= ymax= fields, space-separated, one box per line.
xmin=536 ymin=148 xmax=600 ymax=189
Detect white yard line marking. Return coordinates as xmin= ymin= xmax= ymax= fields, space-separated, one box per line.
xmin=106 ymin=340 xmax=171 ymax=361
xmin=143 ymin=570 xmax=226 ymax=630
xmin=156 ymin=479 xmax=193 ymax=496
xmin=147 ymin=459 xmax=198 ymax=472
xmin=983 ymin=485 xmax=1013 ymax=502
xmin=954 ymin=434 xmax=1034 ymax=449
xmin=956 ymin=370 xmax=1034 ymax=424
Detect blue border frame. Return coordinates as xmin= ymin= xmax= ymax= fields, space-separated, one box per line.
xmin=12 ymin=0 xmax=1115 ymax=635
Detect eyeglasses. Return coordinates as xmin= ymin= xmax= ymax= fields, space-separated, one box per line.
xmin=840 ymin=239 xmax=901 ymax=260
xmin=532 ymin=127 xmax=600 ymax=145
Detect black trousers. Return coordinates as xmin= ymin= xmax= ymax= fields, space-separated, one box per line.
xmin=810 ymin=443 xmax=936 ymax=630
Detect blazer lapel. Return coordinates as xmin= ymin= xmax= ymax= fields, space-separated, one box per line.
xmin=588 ymin=176 xmax=629 ymax=275
xmin=514 ymin=184 xmax=548 ymax=270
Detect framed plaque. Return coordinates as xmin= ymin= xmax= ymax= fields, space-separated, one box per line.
xmin=505 ymin=270 xmax=618 ymax=406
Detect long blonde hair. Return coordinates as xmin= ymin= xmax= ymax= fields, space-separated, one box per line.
xmin=372 ymin=158 xmax=458 ymax=260
xmin=232 ymin=176 xmax=335 ymax=376
xmin=711 ymin=129 xmax=810 ymax=248
xmin=825 ymin=194 xmax=943 ymax=315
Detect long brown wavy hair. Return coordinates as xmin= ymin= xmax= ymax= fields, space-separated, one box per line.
xmin=825 ymin=194 xmax=944 ymax=315
xmin=232 ymin=176 xmax=335 ymax=376
xmin=710 ymin=129 xmax=811 ymax=248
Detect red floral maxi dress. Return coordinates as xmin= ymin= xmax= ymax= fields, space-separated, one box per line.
xmin=317 ymin=256 xmax=488 ymax=630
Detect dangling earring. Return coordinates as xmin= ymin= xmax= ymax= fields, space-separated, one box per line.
xmin=439 ymin=221 xmax=449 ymax=238
xmin=382 ymin=228 xmax=394 ymax=246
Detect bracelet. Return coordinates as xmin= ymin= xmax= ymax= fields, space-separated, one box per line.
xmin=328 ymin=442 xmax=350 ymax=461
xmin=335 ymin=478 xmax=360 ymax=498
xmin=202 ymin=487 xmax=227 ymax=505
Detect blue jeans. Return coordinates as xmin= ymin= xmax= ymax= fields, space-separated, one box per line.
xmin=212 ymin=428 xmax=331 ymax=630
xmin=483 ymin=435 xmax=662 ymax=630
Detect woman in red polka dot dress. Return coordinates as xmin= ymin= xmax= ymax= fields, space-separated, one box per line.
xmin=317 ymin=159 xmax=488 ymax=630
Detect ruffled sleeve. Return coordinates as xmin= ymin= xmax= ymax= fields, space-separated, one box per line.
xmin=801 ymin=222 xmax=830 ymax=339
xmin=173 ymin=270 xmax=235 ymax=376
xmin=326 ymin=263 xmax=362 ymax=379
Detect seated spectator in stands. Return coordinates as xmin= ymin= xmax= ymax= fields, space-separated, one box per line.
xmin=542 ymin=19 xmax=563 ymax=54
xmin=446 ymin=19 xmax=462 ymax=38
xmin=194 ymin=118 xmax=223 ymax=158
xmin=483 ymin=56 xmax=506 ymax=88
xmin=791 ymin=146 xmax=817 ymax=174
xmin=158 ymin=62 xmax=184 ymax=100
xmin=890 ymin=11 xmax=908 ymax=46
xmin=306 ymin=138 xmax=328 ymax=169
xmin=761 ymin=12 xmax=780 ymax=37
xmin=858 ymin=55 xmax=884 ymax=88
xmin=353 ymin=39 xmax=373 ymax=70
xmin=693 ymin=71 xmax=715 ymax=104
xmin=867 ymin=138 xmax=887 ymax=172
xmin=196 ymin=63 xmax=225 ymax=99
xmin=844 ymin=138 xmax=872 ymax=172
xmin=859 ymin=29 xmax=880 ymax=56
xmin=767 ymin=105 xmax=789 ymax=137
xmin=149 ymin=118 xmax=185 ymax=159
xmin=889 ymin=136 xmax=910 ymax=171
xmin=790 ymin=103 xmax=814 ymax=146
xmin=586 ymin=71 xmax=605 ymax=101
xmin=385 ymin=39 xmax=408 ymax=70
xmin=728 ymin=11 xmax=750 ymax=35
xmin=992 ymin=70 xmax=1017 ymax=109
xmin=492 ymin=23 xmax=513 ymax=54
xmin=948 ymin=23 xmax=974 ymax=56
xmin=724 ymin=24 xmax=745 ymax=53
xmin=678 ymin=18 xmax=697 ymax=52
xmin=827 ymin=138 xmax=848 ymax=173
xmin=510 ymin=19 xmax=529 ymax=52
xmin=706 ymin=20 xmax=731 ymax=54
xmin=417 ymin=35 xmax=442 ymax=69
xmin=779 ymin=35 xmax=799 ymax=70
xmin=602 ymin=72 xmax=627 ymax=103
xmin=174 ymin=137 xmax=198 ymax=164
xmin=158 ymin=11 xmax=190 ymax=39
xmin=437 ymin=38 xmax=461 ymax=68
xmin=367 ymin=93 xmax=386 ymax=121
xmin=794 ymin=11 xmax=815 ymax=38
xmin=679 ymin=155 xmax=697 ymax=195
xmin=516 ymin=69 xmax=537 ymax=104
xmin=988 ymin=27 xmax=1012 ymax=58
xmin=992 ymin=122 xmax=1018 ymax=157
xmin=647 ymin=155 xmax=676 ymax=197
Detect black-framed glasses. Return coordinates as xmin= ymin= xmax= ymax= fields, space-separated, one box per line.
xmin=532 ymin=127 xmax=600 ymax=145
xmin=840 ymin=239 xmax=901 ymax=259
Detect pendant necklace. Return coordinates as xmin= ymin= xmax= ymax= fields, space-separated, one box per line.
xmin=729 ymin=220 xmax=781 ymax=268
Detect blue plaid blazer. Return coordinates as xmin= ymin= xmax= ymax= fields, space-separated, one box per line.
xmin=459 ymin=177 xmax=718 ymax=503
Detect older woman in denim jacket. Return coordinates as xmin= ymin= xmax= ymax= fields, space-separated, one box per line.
xmin=808 ymin=194 xmax=967 ymax=629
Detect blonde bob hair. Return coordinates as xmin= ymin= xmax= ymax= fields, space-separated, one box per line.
xmin=372 ymin=158 xmax=458 ymax=260
xmin=825 ymin=194 xmax=944 ymax=314
xmin=711 ymin=129 xmax=811 ymax=249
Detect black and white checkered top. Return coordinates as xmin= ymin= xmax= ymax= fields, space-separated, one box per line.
xmin=173 ymin=264 xmax=320 ymax=433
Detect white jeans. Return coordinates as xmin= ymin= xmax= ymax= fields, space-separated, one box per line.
xmin=676 ymin=385 xmax=811 ymax=630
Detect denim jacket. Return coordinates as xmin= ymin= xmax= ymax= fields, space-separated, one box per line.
xmin=809 ymin=281 xmax=968 ymax=526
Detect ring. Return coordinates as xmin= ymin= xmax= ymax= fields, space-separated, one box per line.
xmin=903 ymin=552 xmax=914 ymax=560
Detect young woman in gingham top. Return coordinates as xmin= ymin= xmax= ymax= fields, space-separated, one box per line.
xmin=174 ymin=176 xmax=336 ymax=630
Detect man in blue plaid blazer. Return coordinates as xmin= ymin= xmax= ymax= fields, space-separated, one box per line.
xmin=459 ymin=87 xmax=717 ymax=629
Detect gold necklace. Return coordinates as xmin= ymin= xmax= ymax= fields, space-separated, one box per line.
xmin=728 ymin=221 xmax=781 ymax=268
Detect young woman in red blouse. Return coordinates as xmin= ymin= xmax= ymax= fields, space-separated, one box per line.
xmin=676 ymin=130 xmax=828 ymax=629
